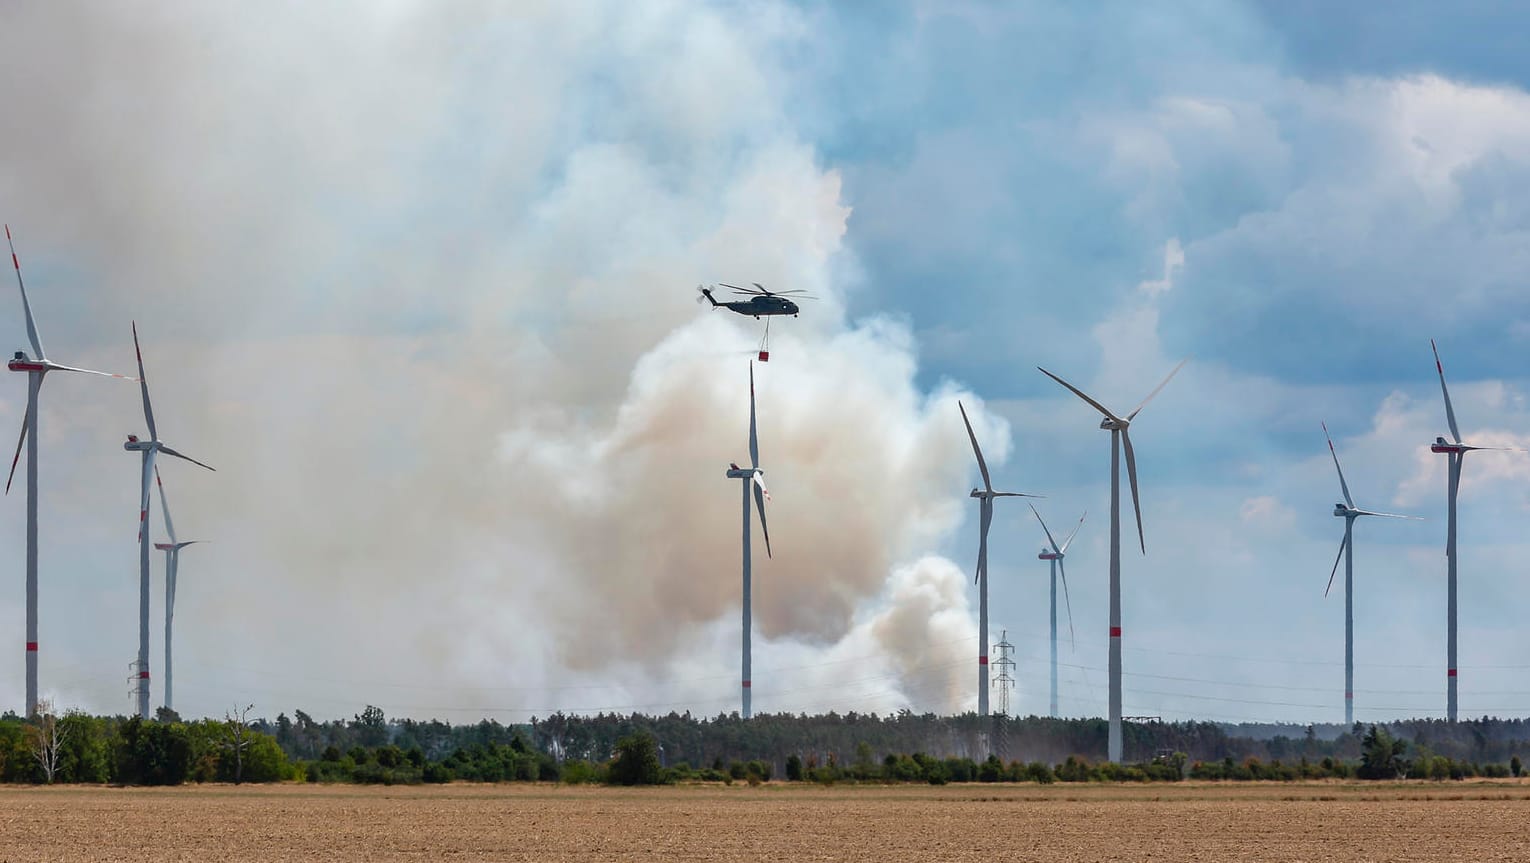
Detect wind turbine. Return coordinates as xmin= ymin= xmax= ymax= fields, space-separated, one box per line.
xmin=1029 ymin=504 xmax=1083 ymax=718
xmin=153 ymin=466 xmax=200 ymax=715
xmin=1038 ymin=359 xmax=1184 ymax=763
xmin=124 ymin=323 xmax=213 ymax=719
xmin=4 ymin=225 xmax=135 ymax=718
xmin=957 ymin=401 xmax=1040 ymax=717
xmin=1427 ymin=340 xmax=1520 ymax=721
xmin=724 ymin=361 xmax=771 ymax=719
xmin=1321 ymin=422 xmax=1418 ymax=726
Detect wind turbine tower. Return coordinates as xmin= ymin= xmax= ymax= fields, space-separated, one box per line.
xmin=124 ymin=324 xmax=214 ymax=719
xmin=958 ymin=401 xmax=1040 ymax=717
xmin=1427 ymin=341 xmax=1520 ymax=721
xmin=153 ymin=466 xmax=200 ymax=714
xmin=4 ymin=226 xmax=135 ymax=717
xmin=1038 ymin=359 xmax=1185 ymax=762
xmin=1029 ymin=504 xmax=1082 ymax=718
xmin=1321 ymin=422 xmax=1418 ymax=725
xmin=724 ymin=362 xmax=771 ymax=719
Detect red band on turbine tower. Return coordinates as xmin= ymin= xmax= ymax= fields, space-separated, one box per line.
xmin=25 ymin=642 xmax=37 ymax=651
xmin=979 ymin=655 xmax=988 ymax=665
xmin=138 ymin=671 xmax=149 ymax=679
xmin=741 ymin=680 xmax=751 ymax=688
xmin=1110 ymin=626 xmax=1122 ymax=637
xmin=1448 ymin=668 xmax=1457 ymax=677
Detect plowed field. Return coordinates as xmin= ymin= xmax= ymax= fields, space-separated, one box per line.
xmin=3 ymin=781 xmax=1529 ymax=862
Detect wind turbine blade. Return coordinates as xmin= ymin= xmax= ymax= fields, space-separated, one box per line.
xmin=47 ymin=362 xmax=137 ymax=381
xmin=748 ymin=362 xmax=759 ymax=469
xmin=5 ymin=225 xmax=45 ymax=360
xmin=991 ymin=491 xmax=1043 ymax=498
xmin=1431 ymin=339 xmax=1461 ymax=444
xmin=1355 ymin=510 xmax=1423 ymax=520
xmin=1058 ymin=557 xmax=1076 ymax=650
xmin=155 ymin=465 xmax=178 ymax=545
xmin=1121 ymin=428 xmax=1146 ymax=554
xmin=1028 ymin=502 xmax=1061 ymax=554
xmin=1037 ymin=367 xmax=1118 ymax=421
xmin=158 ymin=445 xmax=216 ymax=472
xmin=976 ymin=498 xmax=992 ymax=584
xmin=753 ymin=480 xmax=771 ymax=559
xmin=1059 ymin=509 xmax=1087 ymax=554
xmin=751 ymin=470 xmax=771 ymax=502
xmin=1125 ymin=359 xmax=1188 ymax=421
xmin=957 ymin=400 xmax=993 ymax=492
xmin=4 ymin=408 xmax=27 ymax=495
xmin=1321 ymin=422 xmax=1356 ymax=509
xmin=1324 ymin=532 xmax=1349 ymax=598
xmin=132 ymin=322 xmax=157 ymax=441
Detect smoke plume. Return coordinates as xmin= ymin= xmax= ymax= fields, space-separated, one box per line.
xmin=0 ymin=2 xmax=1006 ymax=719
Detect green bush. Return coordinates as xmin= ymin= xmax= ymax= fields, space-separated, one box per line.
xmin=785 ymin=754 xmax=804 ymax=781
xmin=114 ymin=717 xmax=194 ymax=786
xmin=608 ymin=733 xmax=663 ymax=786
xmin=1025 ymin=761 xmax=1056 ymax=784
xmin=561 ymin=759 xmax=604 ymax=784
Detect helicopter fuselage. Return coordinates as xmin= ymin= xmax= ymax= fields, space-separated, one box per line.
xmin=721 ymin=295 xmax=799 ymax=318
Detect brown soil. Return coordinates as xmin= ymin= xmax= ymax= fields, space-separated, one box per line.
xmin=3 ymin=781 xmax=1529 ymax=862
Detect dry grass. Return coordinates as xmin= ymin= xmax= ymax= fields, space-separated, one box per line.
xmin=4 ymin=781 xmax=1530 ymax=861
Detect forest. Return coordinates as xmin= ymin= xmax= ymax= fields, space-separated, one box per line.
xmin=2 ymin=706 xmax=1527 ymax=786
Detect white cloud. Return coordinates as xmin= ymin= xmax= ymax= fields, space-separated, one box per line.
xmin=1137 ymin=237 xmax=1184 ymax=297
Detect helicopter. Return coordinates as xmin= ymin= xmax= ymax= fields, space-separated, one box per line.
xmin=696 ymin=282 xmax=816 ymax=361
xmin=696 ymin=283 xmax=814 ymax=318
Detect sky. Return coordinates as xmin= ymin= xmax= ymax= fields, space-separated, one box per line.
xmin=2 ymin=0 xmax=1530 ymax=727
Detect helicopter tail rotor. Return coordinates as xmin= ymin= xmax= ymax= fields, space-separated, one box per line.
xmin=696 ymin=286 xmax=719 ymax=307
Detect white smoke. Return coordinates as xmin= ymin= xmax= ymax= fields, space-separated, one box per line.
xmin=0 ymin=1 xmax=1000 ymax=720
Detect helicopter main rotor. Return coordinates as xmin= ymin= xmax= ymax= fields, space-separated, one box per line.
xmin=717 ymin=282 xmax=817 ymax=300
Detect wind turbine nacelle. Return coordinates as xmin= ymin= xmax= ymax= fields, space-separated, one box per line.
xmin=1038 ymin=551 xmax=1061 ymax=560
xmin=124 ymin=436 xmax=153 ymax=452
xmin=1099 ymin=417 xmax=1125 ymax=431
xmin=1431 ymin=437 xmax=1465 ymax=454
xmin=8 ymin=353 xmax=45 ymax=372
xmin=725 ymin=467 xmax=757 ymax=479
xmin=969 ymin=488 xmax=985 ymax=498
xmin=1333 ymin=504 xmax=1351 ymax=517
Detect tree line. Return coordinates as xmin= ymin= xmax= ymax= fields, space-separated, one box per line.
xmin=3 ymin=705 xmax=1527 ymax=786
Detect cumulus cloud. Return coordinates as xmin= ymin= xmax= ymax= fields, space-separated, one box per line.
xmin=1137 ymin=238 xmax=1185 ymax=297
xmin=1238 ymin=495 xmax=1296 ymax=530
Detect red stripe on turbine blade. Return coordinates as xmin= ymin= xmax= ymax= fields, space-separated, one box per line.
xmin=1110 ymin=626 xmax=1122 ymax=637
xmin=26 ymin=642 xmax=37 ymax=651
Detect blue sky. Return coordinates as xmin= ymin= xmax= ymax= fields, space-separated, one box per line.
xmin=2 ymin=1 xmax=1530 ymax=727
